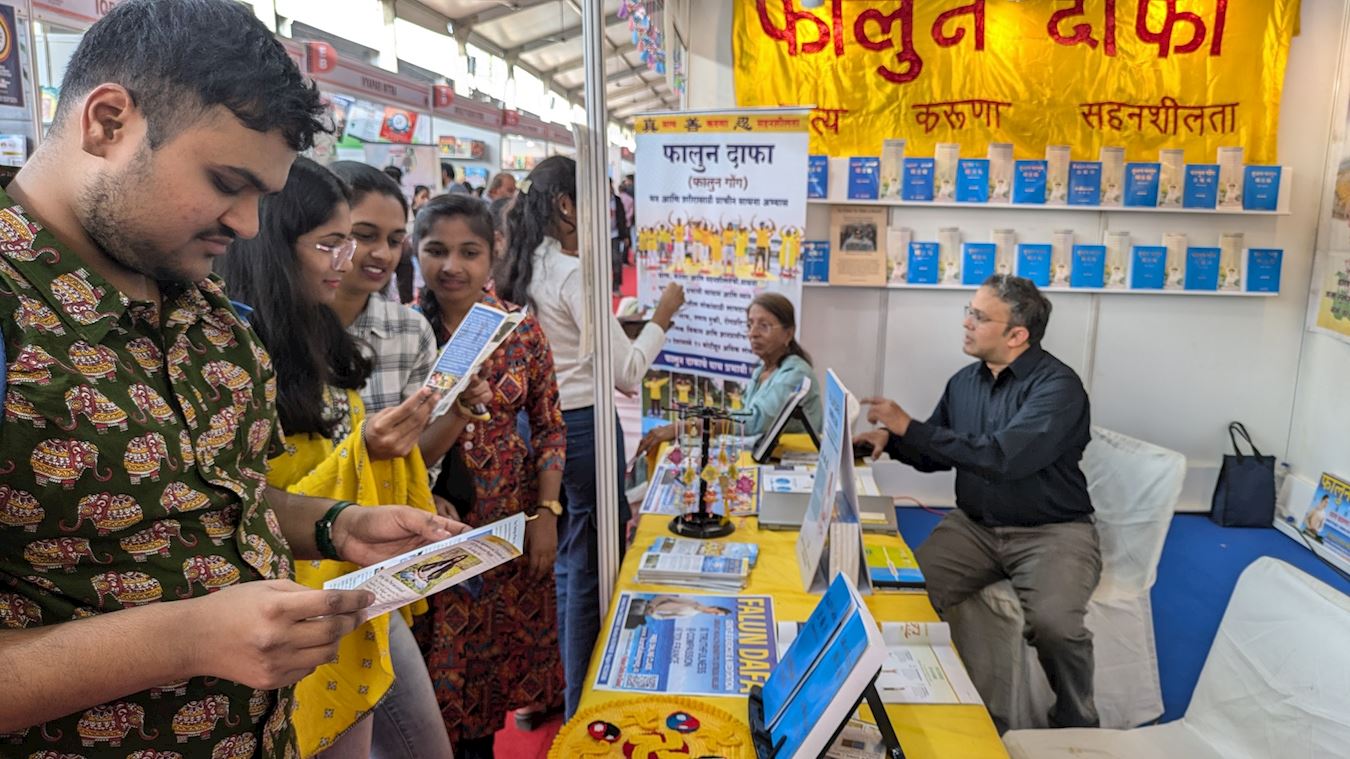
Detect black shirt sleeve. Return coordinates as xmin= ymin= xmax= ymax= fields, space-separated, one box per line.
xmin=894 ymin=372 xmax=1087 ymax=481
xmin=884 ymin=384 xmax=955 ymax=473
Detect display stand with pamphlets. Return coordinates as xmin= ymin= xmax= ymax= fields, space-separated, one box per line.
xmin=752 ymin=377 xmax=820 ymax=464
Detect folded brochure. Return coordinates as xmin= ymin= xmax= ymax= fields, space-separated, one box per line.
xmin=324 ymin=512 xmax=525 ymax=618
xmin=424 ymin=301 xmax=525 ymax=420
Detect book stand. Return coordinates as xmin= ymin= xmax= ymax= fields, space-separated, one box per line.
xmin=752 ymin=403 xmax=820 ymax=464
xmin=748 ymin=674 xmax=905 ymax=759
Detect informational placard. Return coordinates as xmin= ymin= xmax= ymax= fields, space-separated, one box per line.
xmin=634 ymin=110 xmax=808 ymax=384
xmin=593 ymin=591 xmax=778 ymax=696
xmin=1312 ymin=92 xmax=1350 ymax=344
xmin=1275 ymin=472 xmax=1350 ymax=576
xmin=0 ymin=4 xmax=23 ymax=108
xmin=734 ymin=1 xmax=1298 ymax=164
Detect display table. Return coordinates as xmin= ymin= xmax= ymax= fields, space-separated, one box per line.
xmin=575 ymin=515 xmax=1010 ymax=759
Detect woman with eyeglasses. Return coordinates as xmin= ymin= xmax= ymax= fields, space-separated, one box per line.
xmin=634 ymin=292 xmax=822 ymax=456
xmin=215 ymin=157 xmax=452 ymax=759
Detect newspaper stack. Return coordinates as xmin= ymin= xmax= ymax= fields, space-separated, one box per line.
xmin=647 ymin=536 xmax=760 ymax=566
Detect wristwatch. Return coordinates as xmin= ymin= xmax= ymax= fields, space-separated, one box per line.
xmin=525 ymin=499 xmax=564 ymax=521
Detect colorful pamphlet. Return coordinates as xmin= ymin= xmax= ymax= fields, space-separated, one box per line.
xmin=647 ymin=536 xmax=760 ymax=566
xmin=807 ymin=155 xmax=829 ymax=199
xmin=1131 ymin=245 xmax=1168 ymax=289
xmin=1183 ymin=164 xmax=1219 ymax=209
xmin=902 ymin=157 xmax=935 ymax=201
xmin=988 ymin=143 xmax=1013 ymax=203
xmin=635 ymin=553 xmax=750 ymax=592
xmin=1217 ymin=147 xmax=1245 ymax=208
xmin=1124 ymin=163 xmax=1161 ymax=207
xmin=1071 ymin=245 xmax=1107 ymax=288
xmin=326 ymin=513 xmax=524 ymax=618
xmin=879 ymin=139 xmax=906 ymax=200
xmin=424 ymin=302 xmax=523 ymax=420
xmin=1045 ymin=145 xmax=1071 ymax=204
xmin=1243 ymin=166 xmax=1282 ymax=211
xmin=1068 ymin=161 xmax=1102 ymax=206
xmin=801 ymin=240 xmax=830 ymax=283
xmin=1158 ymin=148 xmax=1185 ymax=207
xmin=908 ymin=241 xmax=939 ymax=284
xmin=1013 ymin=160 xmax=1047 ymax=204
xmin=962 ymin=242 xmax=997 ymax=286
xmin=956 ymin=159 xmax=990 ymax=203
xmin=863 ymin=542 xmax=924 ymax=589
xmin=1016 ymin=243 xmax=1052 ymax=286
xmin=1246 ymin=248 xmax=1284 ymax=292
xmin=594 ymin=592 xmax=778 ymax=695
xmin=847 ymin=157 xmax=881 ymax=200
xmin=1185 ymin=247 xmax=1221 ymax=291
xmin=934 ymin=143 xmax=960 ymax=201
xmin=1099 ymin=146 xmax=1125 ymax=206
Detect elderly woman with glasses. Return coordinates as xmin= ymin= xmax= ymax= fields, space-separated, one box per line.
xmin=635 ymin=292 xmax=823 ymax=456
xmin=214 ymin=157 xmax=454 ymax=758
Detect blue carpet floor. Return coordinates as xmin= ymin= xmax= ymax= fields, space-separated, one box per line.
xmin=894 ymin=509 xmax=1350 ymax=723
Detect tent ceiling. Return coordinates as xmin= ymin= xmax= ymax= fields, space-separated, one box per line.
xmin=396 ymin=0 xmax=675 ymax=119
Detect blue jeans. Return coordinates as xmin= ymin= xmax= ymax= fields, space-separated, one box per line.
xmin=556 ymin=406 xmax=631 ymax=719
xmin=370 ymin=614 xmax=454 ymax=759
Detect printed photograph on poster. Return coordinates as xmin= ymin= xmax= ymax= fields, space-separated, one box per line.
xmin=1309 ymin=252 xmax=1350 ymax=343
xmin=593 ymin=591 xmax=778 ymax=696
xmin=1275 ymin=472 xmax=1350 ymax=575
xmin=0 ymin=4 xmax=24 ymax=108
xmin=635 ymin=111 xmax=808 ymax=384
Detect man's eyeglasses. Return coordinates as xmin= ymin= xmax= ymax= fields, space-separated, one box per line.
xmin=314 ymin=238 xmax=357 ymax=269
xmin=963 ymin=305 xmax=1009 ymax=326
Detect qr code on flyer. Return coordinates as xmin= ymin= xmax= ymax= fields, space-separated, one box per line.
xmin=620 ymin=673 xmax=659 ymax=690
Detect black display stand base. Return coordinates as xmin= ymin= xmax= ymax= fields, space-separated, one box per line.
xmin=748 ymin=674 xmax=905 ymax=759
xmin=669 ymin=511 xmax=735 ymax=539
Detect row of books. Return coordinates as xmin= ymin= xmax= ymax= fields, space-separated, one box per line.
xmin=809 ymin=144 xmax=1282 ymax=211
xmin=635 ymin=536 xmax=761 ymax=591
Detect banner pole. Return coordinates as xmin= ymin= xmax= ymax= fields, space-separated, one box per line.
xmin=580 ymin=0 xmax=621 ymax=616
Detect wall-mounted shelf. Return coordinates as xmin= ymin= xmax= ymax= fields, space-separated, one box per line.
xmin=802 ymin=281 xmax=1280 ymax=297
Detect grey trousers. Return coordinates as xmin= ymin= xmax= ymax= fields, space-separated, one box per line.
xmin=915 ymin=509 xmax=1103 ymax=729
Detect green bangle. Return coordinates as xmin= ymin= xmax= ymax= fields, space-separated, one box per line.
xmin=315 ymin=501 xmax=356 ymax=561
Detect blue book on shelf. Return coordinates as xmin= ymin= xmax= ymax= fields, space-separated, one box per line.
xmin=908 ymin=242 xmax=940 ymax=284
xmin=1124 ymin=163 xmax=1161 ymax=207
xmin=771 ymin=611 xmax=871 ymax=757
xmin=1013 ymin=160 xmax=1047 ymax=204
xmin=1185 ymin=247 xmax=1221 ymax=290
xmin=962 ymin=242 xmax=997 ymax=285
xmin=1131 ymin=246 xmax=1167 ymax=289
xmin=1016 ymin=243 xmax=1052 ymax=286
xmin=801 ymin=240 xmax=830 ymax=283
xmin=1183 ymin=165 xmax=1219 ymax=209
xmin=1246 ymin=248 xmax=1284 ymax=292
xmin=1243 ymin=166 xmax=1282 ymax=211
xmin=1068 ymin=161 xmax=1102 ymax=206
xmin=956 ymin=159 xmax=991 ymax=203
xmin=807 ymin=155 xmax=828 ymax=199
xmin=760 ymin=575 xmax=856 ymax=726
xmin=847 ymin=157 xmax=880 ymax=200
xmin=902 ymin=158 xmax=935 ymax=201
xmin=1071 ymin=245 xmax=1106 ymax=288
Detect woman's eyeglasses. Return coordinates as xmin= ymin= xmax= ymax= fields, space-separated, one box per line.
xmin=314 ymin=238 xmax=357 ymax=269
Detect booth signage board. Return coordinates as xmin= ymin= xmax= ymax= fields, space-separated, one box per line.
xmin=733 ymin=0 xmax=1298 ymax=164
xmin=279 ymin=38 xmax=430 ymax=112
xmin=434 ymin=95 xmax=502 ymax=133
xmin=506 ymin=111 xmax=551 ymax=141
xmin=32 ymin=0 xmax=117 ymax=27
xmin=634 ymin=109 xmax=808 ymax=384
xmin=547 ymin=122 xmax=575 ymax=148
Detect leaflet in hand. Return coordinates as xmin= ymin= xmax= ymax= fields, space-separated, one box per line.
xmin=424 ymin=302 xmax=524 ymax=420
xmin=324 ymin=512 xmax=525 ymax=618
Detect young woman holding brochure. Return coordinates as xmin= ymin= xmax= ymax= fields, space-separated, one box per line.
xmin=493 ymin=155 xmax=686 ymax=719
xmin=412 ymin=195 xmax=567 ymax=759
xmin=216 ymin=157 xmax=459 ymax=758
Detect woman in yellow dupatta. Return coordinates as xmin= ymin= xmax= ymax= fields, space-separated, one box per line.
xmin=216 ymin=158 xmax=446 ymax=757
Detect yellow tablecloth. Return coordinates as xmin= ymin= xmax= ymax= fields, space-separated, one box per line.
xmin=578 ymin=515 xmax=1010 ymax=759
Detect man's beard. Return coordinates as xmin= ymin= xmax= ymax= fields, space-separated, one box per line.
xmin=76 ymin=160 xmax=194 ymax=285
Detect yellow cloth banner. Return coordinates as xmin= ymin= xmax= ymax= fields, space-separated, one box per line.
xmin=734 ymin=0 xmax=1300 ymax=163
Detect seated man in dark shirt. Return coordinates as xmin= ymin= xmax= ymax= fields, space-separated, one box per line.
xmin=854 ymin=274 xmax=1101 ymax=730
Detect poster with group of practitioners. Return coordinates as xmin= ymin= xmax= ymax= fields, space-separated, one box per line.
xmin=1313 ymin=93 xmax=1350 ymax=344
xmin=634 ymin=109 xmax=809 ymax=431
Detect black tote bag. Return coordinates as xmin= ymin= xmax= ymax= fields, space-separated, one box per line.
xmin=1210 ymin=422 xmax=1276 ymax=527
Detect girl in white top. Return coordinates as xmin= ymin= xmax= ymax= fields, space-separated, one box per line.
xmin=494 ymin=155 xmax=683 ymax=719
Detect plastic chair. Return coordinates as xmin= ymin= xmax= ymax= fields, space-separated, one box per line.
xmin=1003 ymin=557 xmax=1350 ymax=758
xmin=944 ymin=427 xmax=1184 ymax=730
